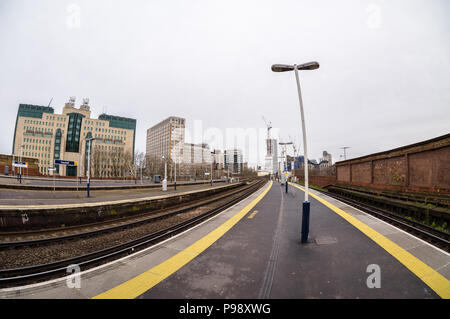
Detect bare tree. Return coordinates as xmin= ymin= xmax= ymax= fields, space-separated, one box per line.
xmin=134 ymin=150 xmax=145 ymax=179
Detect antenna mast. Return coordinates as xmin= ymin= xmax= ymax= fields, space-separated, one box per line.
xmin=340 ymin=147 xmax=350 ymax=160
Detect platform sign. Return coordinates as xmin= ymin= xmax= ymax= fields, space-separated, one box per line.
xmin=13 ymin=161 xmax=28 ymax=168
xmin=54 ymin=160 xmax=77 ymax=166
xmin=48 ymin=167 xmax=55 ymax=171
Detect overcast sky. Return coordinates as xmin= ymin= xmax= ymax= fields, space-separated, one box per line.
xmin=1 ymin=0 xmax=449 ymax=167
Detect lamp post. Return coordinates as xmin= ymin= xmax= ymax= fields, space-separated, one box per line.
xmin=86 ymin=137 xmax=95 ymax=197
xmin=174 ymin=146 xmax=178 ymax=191
xmin=19 ymin=143 xmax=24 ymax=184
xmin=162 ymin=155 xmax=167 ymax=191
xmin=272 ymin=61 xmax=319 ymax=244
xmin=210 ymin=161 xmax=213 ymax=186
xmin=174 ymin=160 xmax=177 ymax=191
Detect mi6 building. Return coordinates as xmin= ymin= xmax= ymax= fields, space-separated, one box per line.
xmin=12 ymin=97 xmax=136 ymax=177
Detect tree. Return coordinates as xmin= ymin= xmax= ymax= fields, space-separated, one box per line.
xmin=134 ymin=150 xmax=145 ymax=179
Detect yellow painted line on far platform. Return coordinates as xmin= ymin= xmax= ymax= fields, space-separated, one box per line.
xmin=93 ymin=181 xmax=273 ymax=299
xmin=290 ymin=182 xmax=450 ymax=299
xmin=247 ymin=210 xmax=259 ymax=219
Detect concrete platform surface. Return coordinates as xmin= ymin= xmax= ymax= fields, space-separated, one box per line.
xmin=1 ymin=180 xmax=448 ymax=299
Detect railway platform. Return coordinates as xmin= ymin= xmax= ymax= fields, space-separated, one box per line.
xmin=0 ymin=180 xmax=448 ymax=299
xmin=0 ymin=181 xmax=226 ymax=206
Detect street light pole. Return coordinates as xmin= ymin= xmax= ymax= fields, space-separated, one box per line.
xmin=86 ymin=137 xmax=95 ymax=198
xmin=162 ymin=155 xmax=167 ymax=191
xmin=272 ymin=61 xmax=319 ymax=244
xmin=294 ymin=65 xmax=311 ymax=244
xmin=19 ymin=144 xmax=24 ymax=184
xmin=294 ymin=65 xmax=309 ymax=203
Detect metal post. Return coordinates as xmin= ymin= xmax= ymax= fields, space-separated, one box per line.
xmin=87 ymin=139 xmax=92 ymax=198
xmin=77 ymin=152 xmax=81 ymax=191
xmin=19 ymin=144 xmax=24 ymax=184
xmin=174 ymin=159 xmax=177 ymax=191
xmin=19 ymin=145 xmax=22 ymax=179
xmin=162 ymin=156 xmax=167 ymax=191
xmin=210 ymin=162 xmax=213 ymax=186
xmin=294 ymin=65 xmax=310 ymax=243
xmin=285 ymin=146 xmax=288 ymax=193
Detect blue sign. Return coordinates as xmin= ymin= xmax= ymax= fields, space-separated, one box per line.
xmin=13 ymin=161 xmax=28 ymax=168
xmin=54 ymin=160 xmax=77 ymax=166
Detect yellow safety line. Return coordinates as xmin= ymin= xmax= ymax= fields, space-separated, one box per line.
xmin=289 ymin=182 xmax=450 ymax=299
xmin=93 ymin=181 xmax=273 ymax=299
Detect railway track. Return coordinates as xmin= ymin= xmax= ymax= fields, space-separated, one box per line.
xmin=0 ymin=179 xmax=266 ymax=287
xmin=318 ymin=188 xmax=450 ymax=252
xmin=0 ymin=180 xmax=251 ymax=247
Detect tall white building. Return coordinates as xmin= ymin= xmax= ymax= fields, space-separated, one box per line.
xmin=146 ymin=116 xmax=185 ymax=163
xmin=264 ymin=138 xmax=278 ymax=174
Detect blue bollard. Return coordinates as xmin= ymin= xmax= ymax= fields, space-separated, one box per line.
xmin=301 ymin=201 xmax=310 ymax=243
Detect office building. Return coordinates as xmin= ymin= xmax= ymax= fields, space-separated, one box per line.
xmin=12 ymin=97 xmax=136 ymax=177
xmin=224 ymin=148 xmax=243 ymax=174
xmin=146 ymin=116 xmax=185 ymax=164
xmin=264 ymin=138 xmax=278 ymax=174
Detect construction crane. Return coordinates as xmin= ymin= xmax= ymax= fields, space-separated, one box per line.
xmin=262 ymin=115 xmax=272 ymax=140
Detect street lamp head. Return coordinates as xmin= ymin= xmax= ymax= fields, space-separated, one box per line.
xmin=271 ymin=61 xmax=319 ymax=72
xmin=296 ymin=61 xmax=320 ymax=70
xmin=271 ymin=64 xmax=294 ymax=72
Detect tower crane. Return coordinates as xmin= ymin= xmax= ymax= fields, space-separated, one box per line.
xmin=262 ymin=115 xmax=272 ymax=140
